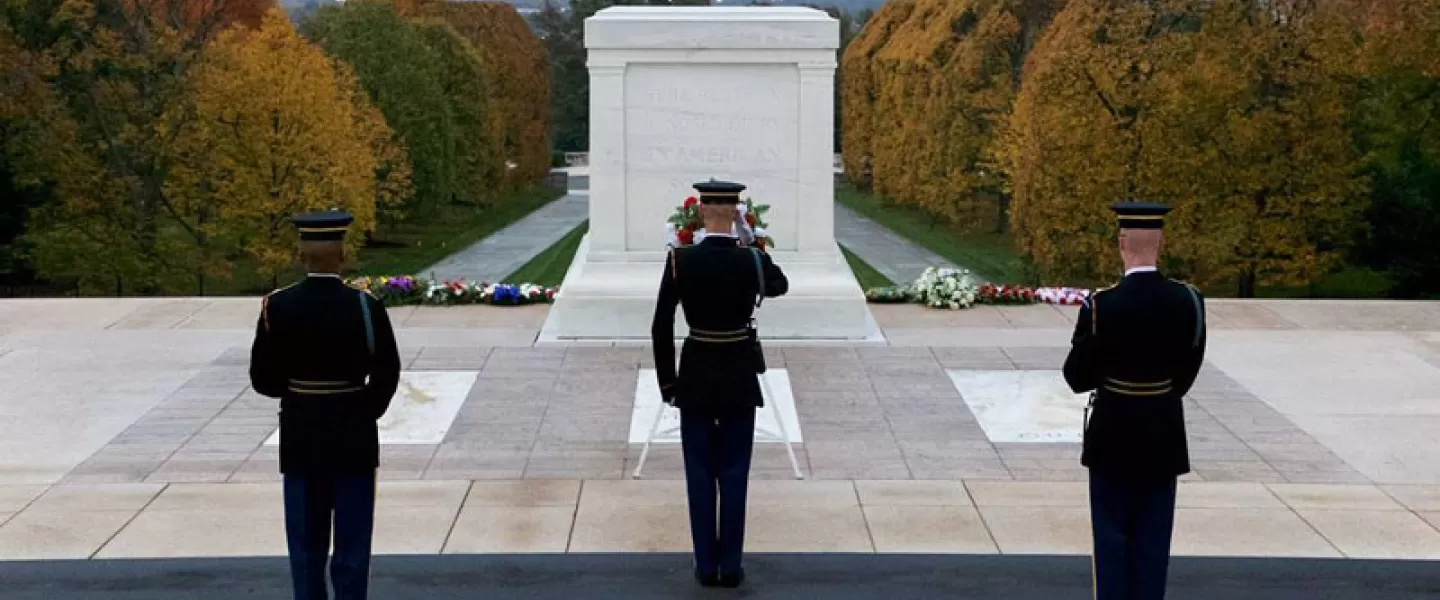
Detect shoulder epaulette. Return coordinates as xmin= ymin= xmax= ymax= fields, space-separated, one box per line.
xmin=261 ymin=282 xmax=296 ymax=332
xmin=1087 ymin=283 xmax=1116 ymax=335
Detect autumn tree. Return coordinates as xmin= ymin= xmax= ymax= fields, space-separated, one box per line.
xmin=427 ymin=0 xmax=550 ymax=186
xmin=301 ymin=0 xmax=455 ymax=218
xmin=2 ymin=0 xmax=275 ymax=293
xmin=841 ymin=0 xmax=913 ymax=192
xmin=1349 ymin=0 xmax=1440 ymax=297
xmin=167 ymin=8 xmax=410 ymax=277
xmin=412 ymin=18 xmax=503 ymax=205
xmin=1000 ymin=0 xmax=1366 ymax=294
xmin=0 ymin=26 xmax=57 ymax=280
xmin=841 ymin=0 xmax=1064 ymax=232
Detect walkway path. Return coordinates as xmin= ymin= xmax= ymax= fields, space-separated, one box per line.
xmin=422 ymin=179 xmax=589 ymax=283
xmin=423 ymin=172 xmax=949 ymax=287
xmin=834 ymin=204 xmax=958 ymax=286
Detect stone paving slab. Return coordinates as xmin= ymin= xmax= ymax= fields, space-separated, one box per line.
xmin=2 ymin=338 xmax=1421 ymax=486
xmin=2 ymin=480 xmax=1439 ymax=560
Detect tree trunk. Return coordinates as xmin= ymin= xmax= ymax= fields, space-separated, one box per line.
xmin=1237 ymin=267 xmax=1257 ymax=298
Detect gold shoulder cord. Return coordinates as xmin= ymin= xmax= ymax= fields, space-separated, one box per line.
xmin=1090 ymin=293 xmax=1097 ymax=336
xmin=669 ymin=248 xmax=678 ymax=280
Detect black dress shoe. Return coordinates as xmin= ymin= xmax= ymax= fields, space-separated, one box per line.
xmin=716 ymin=572 xmax=745 ymax=588
xmin=696 ymin=573 xmax=720 ymax=587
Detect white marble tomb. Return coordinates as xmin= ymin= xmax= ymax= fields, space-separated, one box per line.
xmin=538 ymin=6 xmax=883 ymax=342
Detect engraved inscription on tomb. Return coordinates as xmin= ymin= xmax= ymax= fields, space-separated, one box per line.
xmin=623 ymin=66 xmax=798 ymax=173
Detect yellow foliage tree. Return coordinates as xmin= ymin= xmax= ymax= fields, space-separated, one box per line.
xmin=1001 ymin=0 xmax=1366 ymax=294
xmin=3 ymin=0 xmax=240 ymax=292
xmin=423 ymin=0 xmax=551 ymax=187
xmin=841 ymin=0 xmax=1064 ymax=232
xmin=168 ymin=8 xmax=410 ymax=276
xmin=840 ymin=0 xmax=914 ymax=191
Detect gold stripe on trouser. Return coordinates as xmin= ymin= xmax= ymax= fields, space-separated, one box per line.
xmin=1091 ymin=552 xmax=1098 ymax=600
xmin=369 ymin=468 xmax=376 ymax=590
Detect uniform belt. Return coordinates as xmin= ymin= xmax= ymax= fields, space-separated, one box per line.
xmin=287 ymin=379 xmax=366 ymax=395
xmin=1102 ymin=377 xmax=1173 ymax=396
xmin=687 ymin=327 xmax=749 ymax=343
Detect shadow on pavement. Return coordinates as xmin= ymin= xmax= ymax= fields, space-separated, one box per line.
xmin=0 ymin=554 xmax=1436 ymax=599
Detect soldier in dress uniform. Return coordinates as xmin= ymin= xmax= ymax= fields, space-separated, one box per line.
xmin=249 ymin=210 xmax=402 ymax=600
xmin=651 ymin=179 xmax=789 ymax=589
xmin=1063 ymin=202 xmax=1206 ymax=600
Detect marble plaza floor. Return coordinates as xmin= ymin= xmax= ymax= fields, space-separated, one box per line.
xmin=1 ymin=298 xmax=1439 ymax=563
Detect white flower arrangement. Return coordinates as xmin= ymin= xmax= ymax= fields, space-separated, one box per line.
xmin=912 ymin=267 xmax=980 ymax=310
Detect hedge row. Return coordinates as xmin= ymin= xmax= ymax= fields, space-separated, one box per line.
xmin=843 ymin=0 xmax=1440 ymax=297
xmin=842 ymin=0 xmax=1061 ymax=236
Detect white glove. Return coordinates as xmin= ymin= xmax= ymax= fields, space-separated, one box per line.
xmin=734 ymin=208 xmax=755 ymax=245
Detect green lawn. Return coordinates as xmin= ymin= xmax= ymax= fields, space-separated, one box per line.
xmin=190 ymin=184 xmax=566 ymax=295
xmin=504 ymin=221 xmax=588 ymax=287
xmin=840 ymin=244 xmax=895 ymax=289
xmin=354 ymin=184 xmax=565 ymax=277
xmin=835 ymin=185 xmax=1029 ymax=284
xmin=1254 ymin=266 xmax=1394 ymax=299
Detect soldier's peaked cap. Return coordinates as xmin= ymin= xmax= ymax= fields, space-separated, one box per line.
xmin=292 ymin=209 xmax=354 ymax=241
xmin=693 ymin=179 xmax=746 ymax=205
xmin=1110 ymin=201 xmax=1171 ymax=230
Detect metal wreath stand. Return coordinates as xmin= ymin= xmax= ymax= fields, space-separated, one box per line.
xmin=632 ymin=234 xmax=804 ymax=480
xmin=631 ymin=371 xmax=804 ymax=480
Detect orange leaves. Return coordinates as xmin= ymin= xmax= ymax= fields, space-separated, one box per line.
xmin=170 ymin=7 xmax=410 ymax=273
xmin=842 ymin=0 xmax=1064 ymax=235
xmin=422 ymin=1 xmax=549 ymax=188
xmin=998 ymin=0 xmax=1369 ymax=292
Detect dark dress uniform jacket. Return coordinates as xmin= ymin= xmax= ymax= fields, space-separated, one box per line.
xmin=1063 ymin=271 xmax=1206 ymax=482
xmin=651 ymin=236 xmax=789 ymax=415
xmin=249 ymin=276 xmax=402 ymax=475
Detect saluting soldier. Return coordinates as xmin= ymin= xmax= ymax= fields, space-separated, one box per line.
xmin=1063 ymin=202 xmax=1206 ymax=600
xmin=249 ymin=210 xmax=402 ymax=600
xmin=651 ymin=179 xmax=788 ymax=589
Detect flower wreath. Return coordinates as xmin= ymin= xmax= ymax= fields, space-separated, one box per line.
xmin=664 ymin=195 xmax=773 ymax=249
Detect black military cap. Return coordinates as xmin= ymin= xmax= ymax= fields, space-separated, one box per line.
xmin=693 ymin=179 xmax=746 ymax=205
xmin=292 ymin=210 xmax=354 ymax=241
xmin=1111 ymin=201 xmax=1171 ymax=230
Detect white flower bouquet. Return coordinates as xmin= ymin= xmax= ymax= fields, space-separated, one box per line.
xmin=912 ymin=267 xmax=980 ymax=310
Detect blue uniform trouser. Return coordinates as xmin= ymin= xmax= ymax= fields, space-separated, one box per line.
xmin=680 ymin=408 xmax=756 ymax=578
xmin=283 ymin=472 xmax=377 ymax=600
xmin=1089 ymin=470 xmax=1178 ymax=600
